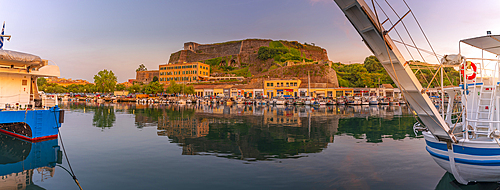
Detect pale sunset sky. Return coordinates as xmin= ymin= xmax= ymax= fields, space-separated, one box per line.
xmin=1 ymin=0 xmax=499 ymax=82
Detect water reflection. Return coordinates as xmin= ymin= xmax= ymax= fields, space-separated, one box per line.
xmin=0 ymin=134 xmax=62 ymax=189
xmin=63 ymin=103 xmax=420 ymax=161
xmin=92 ymin=105 xmax=116 ymax=129
xmin=436 ymin=172 xmax=500 ymax=190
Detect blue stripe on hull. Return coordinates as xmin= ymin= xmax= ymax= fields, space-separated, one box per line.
xmin=0 ymin=106 xmax=61 ymax=139
xmin=426 ymin=146 xmax=500 ymax=166
xmin=426 ymin=140 xmax=500 ymax=156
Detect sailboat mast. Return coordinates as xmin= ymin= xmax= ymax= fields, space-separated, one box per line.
xmin=308 ymin=71 xmax=311 ymax=97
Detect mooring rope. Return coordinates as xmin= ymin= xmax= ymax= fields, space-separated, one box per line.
xmin=54 ymin=110 xmax=83 ymax=190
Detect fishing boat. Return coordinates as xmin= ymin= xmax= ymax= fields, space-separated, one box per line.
xmin=326 ymin=97 xmax=336 ymax=105
xmin=334 ymin=0 xmax=500 ymax=184
xmin=369 ymin=96 xmax=379 ymax=105
xmin=361 ymin=97 xmax=370 ymax=105
xmin=0 ymin=31 xmax=64 ymax=141
xmin=275 ymin=97 xmax=285 ymax=105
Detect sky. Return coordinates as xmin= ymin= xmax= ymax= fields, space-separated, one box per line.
xmin=1 ymin=0 xmax=499 ymax=82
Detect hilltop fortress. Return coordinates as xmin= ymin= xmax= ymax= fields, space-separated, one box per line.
xmin=168 ymin=39 xmax=329 ymax=66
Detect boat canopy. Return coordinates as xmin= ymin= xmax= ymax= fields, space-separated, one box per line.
xmin=0 ymin=49 xmax=43 ymax=66
xmin=460 ymin=35 xmax=500 ymax=55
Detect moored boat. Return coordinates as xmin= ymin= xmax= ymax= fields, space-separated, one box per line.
xmin=0 ymin=41 xmax=63 ymax=141
xmin=334 ymin=0 xmax=500 ymax=184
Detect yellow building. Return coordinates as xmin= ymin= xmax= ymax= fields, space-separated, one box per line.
xmin=159 ymin=62 xmax=210 ymax=84
xmin=263 ymin=78 xmax=301 ymax=98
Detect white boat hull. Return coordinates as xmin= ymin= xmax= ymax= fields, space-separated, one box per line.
xmin=424 ymin=131 xmax=500 ymax=184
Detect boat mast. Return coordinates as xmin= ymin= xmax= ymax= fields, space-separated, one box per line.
xmin=333 ymin=0 xmax=456 ymax=142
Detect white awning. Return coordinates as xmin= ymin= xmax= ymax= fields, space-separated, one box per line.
xmin=461 ymin=35 xmax=500 ymax=55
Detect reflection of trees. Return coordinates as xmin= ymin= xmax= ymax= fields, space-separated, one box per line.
xmin=164 ymin=116 xmax=334 ymax=161
xmin=130 ymin=105 xmax=196 ymax=128
xmin=92 ymin=105 xmax=116 ymax=129
xmin=337 ymin=116 xmax=418 ymax=143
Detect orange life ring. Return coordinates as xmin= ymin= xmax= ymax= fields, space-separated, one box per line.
xmin=461 ymin=62 xmax=477 ymax=80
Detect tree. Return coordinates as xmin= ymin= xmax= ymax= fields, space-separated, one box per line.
xmin=94 ymin=69 xmax=117 ymax=93
xmin=128 ymin=84 xmax=142 ymax=93
xmin=152 ymin=76 xmax=159 ymax=82
xmin=184 ymin=85 xmax=195 ymax=95
xmin=84 ymin=84 xmax=97 ymax=93
xmin=115 ymin=84 xmax=126 ymax=91
xmin=143 ymin=81 xmax=164 ymax=94
xmin=364 ymin=55 xmax=384 ymax=73
xmin=37 ymin=77 xmax=47 ymax=87
xmin=136 ymin=64 xmax=147 ymax=72
xmin=166 ymin=81 xmax=181 ymax=94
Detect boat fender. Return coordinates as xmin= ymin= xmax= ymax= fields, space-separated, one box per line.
xmin=460 ymin=62 xmax=477 ymax=80
xmin=59 ymin=110 xmax=65 ymax=123
xmin=489 ymin=130 xmax=500 ymax=147
xmin=467 ymin=125 xmax=475 ymax=139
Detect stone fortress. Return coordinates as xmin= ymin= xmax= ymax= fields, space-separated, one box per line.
xmin=168 ymin=39 xmax=329 ymax=66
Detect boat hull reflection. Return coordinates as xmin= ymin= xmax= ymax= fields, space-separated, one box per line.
xmin=0 ymin=134 xmax=62 ymax=189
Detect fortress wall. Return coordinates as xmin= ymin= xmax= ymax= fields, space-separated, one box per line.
xmin=239 ymin=39 xmax=271 ymax=64
xmin=190 ymin=41 xmax=242 ymax=55
xmin=168 ymin=51 xmax=182 ymax=63
xmin=300 ymin=48 xmax=329 ymax=61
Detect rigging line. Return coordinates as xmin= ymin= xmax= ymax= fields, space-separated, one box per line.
xmin=424 ymin=65 xmax=443 ymax=91
xmin=383 ymin=0 xmax=426 ymax=63
xmin=382 ymin=31 xmax=453 ymax=141
xmin=416 ymin=67 xmax=431 ymax=85
xmin=374 ymin=0 xmax=415 ymax=61
xmin=391 ymin=39 xmax=443 ymax=58
xmin=403 ymin=0 xmax=441 ymax=64
xmin=442 ymin=68 xmax=454 ymax=86
xmin=54 ymin=112 xmax=83 ymax=190
xmin=370 ymin=2 xmax=423 ymax=125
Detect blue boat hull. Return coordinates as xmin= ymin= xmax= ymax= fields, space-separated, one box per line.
xmin=0 ymin=106 xmax=62 ymax=141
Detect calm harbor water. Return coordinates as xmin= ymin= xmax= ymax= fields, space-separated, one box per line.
xmin=2 ymin=102 xmax=499 ymax=190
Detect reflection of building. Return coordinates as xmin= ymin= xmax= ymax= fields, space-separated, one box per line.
xmin=157 ymin=117 xmax=210 ymax=138
xmin=159 ymin=62 xmax=210 ymax=84
xmin=263 ymin=108 xmax=302 ymax=127
xmin=0 ymin=167 xmax=55 ymax=190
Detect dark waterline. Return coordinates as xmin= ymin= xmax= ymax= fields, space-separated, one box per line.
xmin=1 ymin=102 xmax=499 ymax=189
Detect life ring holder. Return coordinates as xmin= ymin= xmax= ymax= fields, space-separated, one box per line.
xmin=460 ymin=62 xmax=477 ymax=80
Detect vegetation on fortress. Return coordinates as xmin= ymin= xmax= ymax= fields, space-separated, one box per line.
xmin=201 ymin=40 xmax=322 ymax=79
xmin=257 ymin=41 xmax=313 ymax=63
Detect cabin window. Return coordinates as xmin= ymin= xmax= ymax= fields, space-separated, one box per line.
xmin=22 ymin=80 xmax=27 ymax=85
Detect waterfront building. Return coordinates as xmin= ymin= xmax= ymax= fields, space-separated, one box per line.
xmin=263 ymin=78 xmax=301 ymax=98
xmin=136 ymin=70 xmax=159 ymax=84
xmin=298 ymin=83 xmax=337 ymax=98
xmin=158 ymin=62 xmax=210 ymax=84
